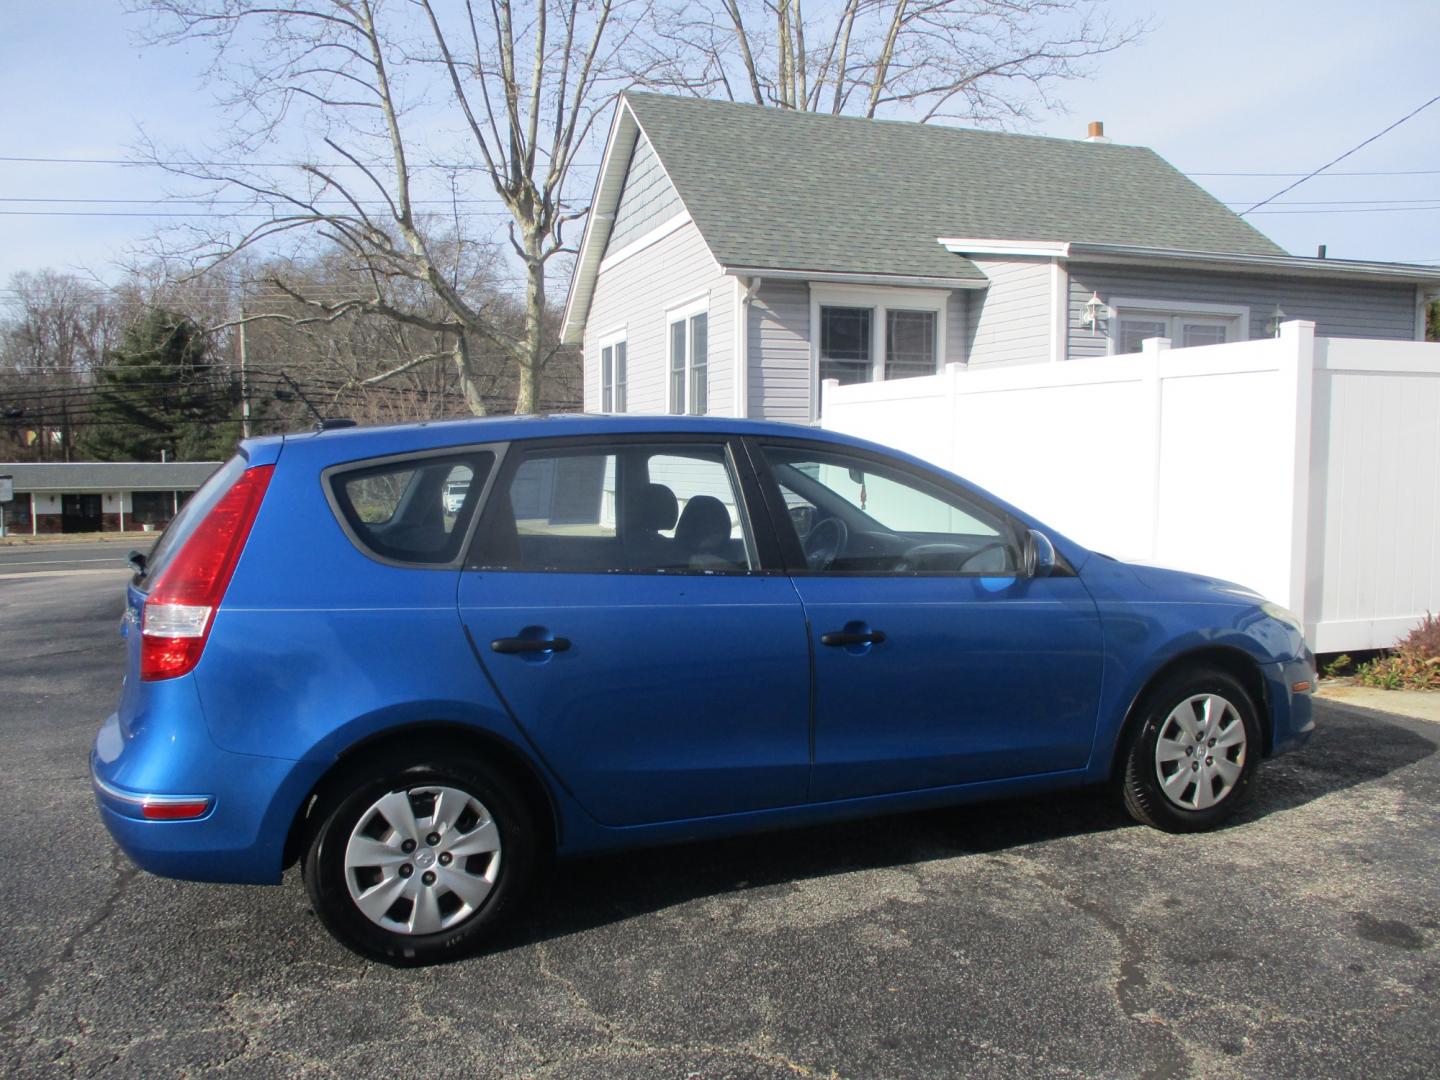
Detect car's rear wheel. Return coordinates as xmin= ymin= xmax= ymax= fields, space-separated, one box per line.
xmin=303 ymin=752 xmax=539 ymax=964
xmin=1120 ymin=668 xmax=1262 ymax=832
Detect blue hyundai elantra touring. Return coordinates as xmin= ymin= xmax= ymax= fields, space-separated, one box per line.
xmin=92 ymin=415 xmax=1315 ymax=963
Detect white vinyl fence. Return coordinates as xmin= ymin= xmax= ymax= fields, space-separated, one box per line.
xmin=821 ymin=321 xmax=1440 ymax=653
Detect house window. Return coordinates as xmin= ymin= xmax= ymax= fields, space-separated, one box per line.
xmin=1109 ymin=300 xmax=1248 ymax=354
xmin=885 ymin=310 xmax=937 ymax=379
xmin=812 ymin=286 xmax=948 ymax=413
xmin=819 ymin=307 xmax=872 ymax=385
xmin=667 ymin=301 xmax=709 ymax=415
xmin=600 ymin=335 xmax=627 ymax=412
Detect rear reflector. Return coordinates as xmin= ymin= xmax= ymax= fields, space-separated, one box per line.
xmin=140 ymin=798 xmax=212 ymax=821
xmin=141 ymin=464 xmax=273 ymax=681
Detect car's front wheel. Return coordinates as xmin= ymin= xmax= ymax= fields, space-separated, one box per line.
xmin=303 ymin=751 xmax=539 ymax=964
xmin=1120 ymin=668 xmax=1262 ymax=832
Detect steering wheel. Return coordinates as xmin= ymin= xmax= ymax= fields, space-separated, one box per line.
xmin=803 ymin=517 xmax=848 ymax=570
xmin=957 ymin=541 xmax=1011 ymax=574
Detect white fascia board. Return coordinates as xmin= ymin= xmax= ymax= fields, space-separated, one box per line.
xmin=560 ymin=102 xmax=639 ymax=345
xmin=724 ymin=266 xmax=988 ymax=290
xmin=596 ymin=211 xmax=693 ymax=273
xmin=1069 ymin=243 xmax=1440 ymax=285
xmin=937 ymin=237 xmax=1072 ymax=259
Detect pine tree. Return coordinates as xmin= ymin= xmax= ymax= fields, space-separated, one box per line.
xmin=81 ymin=309 xmax=243 ymax=461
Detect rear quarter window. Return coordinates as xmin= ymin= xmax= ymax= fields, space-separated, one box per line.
xmin=329 ymin=452 xmax=494 ymax=565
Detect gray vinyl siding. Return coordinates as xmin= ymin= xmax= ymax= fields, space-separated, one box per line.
xmin=747 ymin=281 xmax=813 ymax=422
xmin=605 ymin=135 xmax=684 ymax=253
xmin=965 ymin=258 xmax=1054 ymax=367
xmin=947 ymin=290 xmax=970 ymax=363
xmin=1067 ymin=264 xmax=1420 ymax=359
xmin=585 ymin=219 xmax=734 ymax=415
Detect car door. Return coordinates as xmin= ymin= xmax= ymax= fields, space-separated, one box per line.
xmin=749 ymin=438 xmax=1104 ymax=803
xmin=457 ymin=436 xmax=811 ymax=827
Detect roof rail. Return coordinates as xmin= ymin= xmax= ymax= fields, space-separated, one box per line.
xmin=313 ymin=417 xmax=358 ymax=432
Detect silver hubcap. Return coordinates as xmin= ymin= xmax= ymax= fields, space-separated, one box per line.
xmin=1154 ymin=693 xmax=1247 ymax=811
xmin=344 ymin=785 xmax=502 ymax=935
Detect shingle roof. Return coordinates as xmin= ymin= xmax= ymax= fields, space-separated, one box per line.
xmin=0 ymin=461 xmax=222 ymax=493
xmin=621 ymin=92 xmax=1287 ymax=279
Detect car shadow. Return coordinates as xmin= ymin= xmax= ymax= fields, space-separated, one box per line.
xmin=481 ymin=703 xmax=1436 ymax=957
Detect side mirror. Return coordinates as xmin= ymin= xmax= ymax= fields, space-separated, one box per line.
xmin=127 ymin=549 xmax=148 ymax=577
xmin=1024 ymin=529 xmax=1056 ymax=578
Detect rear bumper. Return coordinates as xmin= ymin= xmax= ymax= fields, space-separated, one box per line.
xmin=1263 ymin=656 xmax=1317 ymax=756
xmin=91 ymin=709 xmax=323 ymax=885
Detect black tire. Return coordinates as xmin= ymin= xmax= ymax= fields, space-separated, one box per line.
xmin=303 ymin=750 xmax=540 ymax=965
xmin=1119 ymin=668 xmax=1262 ymax=833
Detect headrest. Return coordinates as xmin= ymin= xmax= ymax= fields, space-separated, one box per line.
xmin=631 ymin=482 xmax=678 ymax=532
xmin=674 ymin=495 xmax=732 ymax=550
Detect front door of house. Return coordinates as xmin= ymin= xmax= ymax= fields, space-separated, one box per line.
xmin=61 ymin=493 xmax=102 ymax=533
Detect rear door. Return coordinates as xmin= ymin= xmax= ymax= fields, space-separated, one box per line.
xmin=457 ymin=436 xmax=811 ymax=827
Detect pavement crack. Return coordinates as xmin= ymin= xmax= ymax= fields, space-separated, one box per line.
xmin=2 ymin=847 xmax=138 ymax=1038
xmin=1031 ymin=867 xmax=1194 ymax=1080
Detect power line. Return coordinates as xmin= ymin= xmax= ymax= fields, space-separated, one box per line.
xmin=1240 ymin=94 xmax=1440 ymax=215
xmin=1190 ymin=168 xmax=1440 ymax=177
xmin=0 ymin=210 xmax=517 ymax=219
xmin=1248 ymin=204 xmax=1440 ymax=215
xmin=0 ymin=154 xmax=599 ymax=170
xmin=1221 ymin=198 xmax=1440 ymax=206
xmin=0 ymin=196 xmax=521 ymax=206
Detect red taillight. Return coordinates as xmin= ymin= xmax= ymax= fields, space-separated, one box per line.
xmin=141 ymin=464 xmax=273 ymax=681
xmin=140 ymin=798 xmax=212 ymax=820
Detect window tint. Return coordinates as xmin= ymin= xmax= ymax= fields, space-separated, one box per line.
xmin=471 ymin=443 xmax=753 ymax=572
xmin=331 ymin=452 xmax=493 ymax=564
xmin=761 ymin=445 xmax=1019 ymax=575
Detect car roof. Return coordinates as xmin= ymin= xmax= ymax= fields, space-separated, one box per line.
xmin=253 ymin=413 xmax=872 ymax=460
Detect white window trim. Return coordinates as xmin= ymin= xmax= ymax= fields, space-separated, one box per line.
xmin=666 ymin=296 xmax=710 ymax=415
xmin=598 ymin=326 xmax=627 ymax=413
xmin=1105 ymin=297 xmax=1251 ymax=355
xmin=808 ymin=283 xmax=950 ymax=419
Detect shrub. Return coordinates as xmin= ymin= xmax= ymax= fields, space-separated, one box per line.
xmin=1354 ymin=613 xmax=1440 ymax=691
xmin=1322 ymin=653 xmax=1352 ymax=678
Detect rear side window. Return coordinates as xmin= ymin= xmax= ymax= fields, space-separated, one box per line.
xmin=330 ymin=452 xmax=493 ymax=565
xmin=142 ymin=455 xmax=242 ymax=585
xmin=470 ymin=442 xmax=754 ymax=572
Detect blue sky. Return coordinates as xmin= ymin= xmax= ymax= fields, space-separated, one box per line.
xmin=1 ymin=0 xmax=1437 ymax=293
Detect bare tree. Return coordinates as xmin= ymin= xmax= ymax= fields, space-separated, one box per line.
xmin=662 ymin=0 xmax=1146 ymax=124
xmin=133 ymin=0 xmax=660 ymax=414
xmin=0 ymin=271 xmax=126 ymax=460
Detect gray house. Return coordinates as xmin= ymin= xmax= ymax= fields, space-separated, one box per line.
xmin=562 ymin=93 xmax=1440 ymax=422
xmin=0 ymin=461 xmax=220 ymax=535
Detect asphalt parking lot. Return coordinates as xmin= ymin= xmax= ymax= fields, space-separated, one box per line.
xmin=2 ymin=553 xmax=1438 ymax=1079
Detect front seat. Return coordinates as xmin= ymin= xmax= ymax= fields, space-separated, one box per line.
xmin=673 ymin=495 xmax=736 ymax=568
xmin=625 ymin=483 xmax=679 ymax=569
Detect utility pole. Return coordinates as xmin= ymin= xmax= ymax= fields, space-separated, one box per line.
xmin=239 ymin=308 xmax=252 ymax=439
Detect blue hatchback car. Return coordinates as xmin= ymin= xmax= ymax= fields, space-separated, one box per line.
xmin=93 ymin=415 xmax=1315 ymax=963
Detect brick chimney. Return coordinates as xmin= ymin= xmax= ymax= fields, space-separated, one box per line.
xmin=1085 ymin=121 xmax=1112 ymax=144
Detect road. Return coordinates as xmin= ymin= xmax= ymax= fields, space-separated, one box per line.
xmin=1 ymin=565 xmax=1437 ymax=1078
xmin=0 ymin=541 xmax=137 ymax=577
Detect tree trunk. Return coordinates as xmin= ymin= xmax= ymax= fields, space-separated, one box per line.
xmin=515 ymin=229 xmax=545 ymax=415
xmin=452 ymin=335 xmax=488 ymax=416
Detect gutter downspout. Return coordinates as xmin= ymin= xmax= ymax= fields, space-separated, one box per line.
xmin=734 ymin=276 xmax=762 ymax=418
